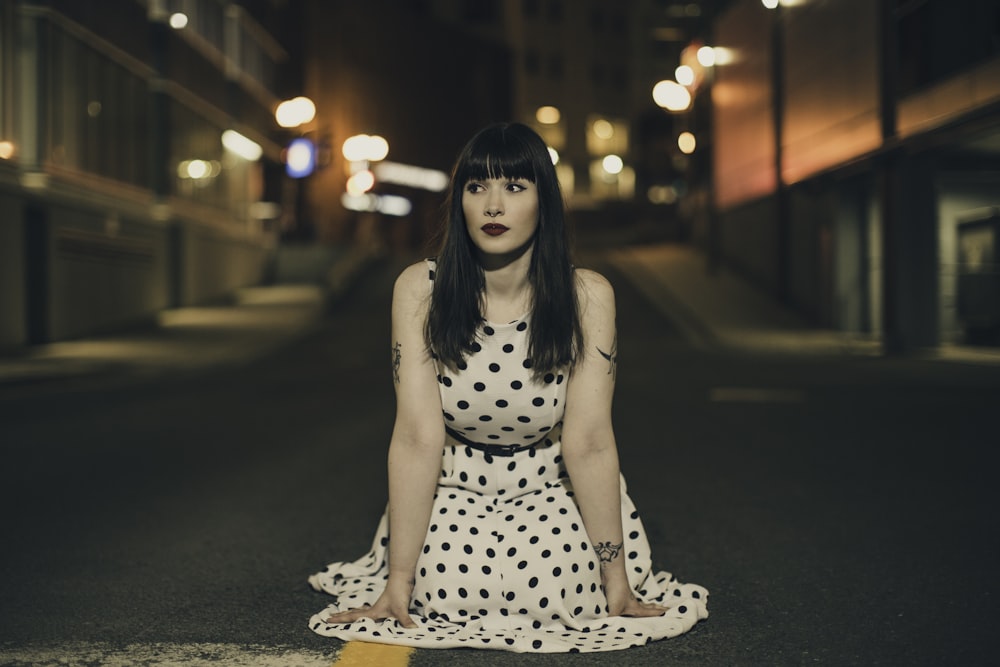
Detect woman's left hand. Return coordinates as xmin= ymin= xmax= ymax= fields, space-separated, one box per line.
xmin=604 ymin=578 xmax=668 ymax=618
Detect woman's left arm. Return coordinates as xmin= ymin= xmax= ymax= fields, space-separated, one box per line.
xmin=561 ymin=270 xmax=665 ymax=618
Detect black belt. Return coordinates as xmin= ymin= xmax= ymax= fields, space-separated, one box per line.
xmin=445 ymin=427 xmax=538 ymax=457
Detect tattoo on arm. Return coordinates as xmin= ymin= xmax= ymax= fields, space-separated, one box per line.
xmin=391 ymin=341 xmax=401 ymax=384
xmin=593 ymin=540 xmax=624 ymax=567
xmin=596 ymin=333 xmax=618 ymax=380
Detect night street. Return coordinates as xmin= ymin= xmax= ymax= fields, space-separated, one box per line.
xmin=1 ymin=250 xmax=998 ymax=666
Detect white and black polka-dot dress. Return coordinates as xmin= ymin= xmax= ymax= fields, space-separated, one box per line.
xmin=308 ymin=260 xmax=708 ymax=652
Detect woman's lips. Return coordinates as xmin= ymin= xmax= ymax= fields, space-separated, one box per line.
xmin=481 ymin=223 xmax=509 ymax=236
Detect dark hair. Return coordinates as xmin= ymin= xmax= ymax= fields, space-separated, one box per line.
xmin=426 ymin=122 xmax=582 ymax=375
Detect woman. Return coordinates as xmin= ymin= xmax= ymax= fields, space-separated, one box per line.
xmin=308 ymin=122 xmax=708 ymax=652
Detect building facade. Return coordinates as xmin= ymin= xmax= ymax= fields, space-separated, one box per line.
xmin=0 ymin=0 xmax=298 ymax=347
xmin=705 ymin=0 xmax=1000 ymax=350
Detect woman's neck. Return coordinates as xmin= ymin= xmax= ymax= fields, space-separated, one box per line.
xmin=480 ymin=248 xmax=533 ymax=321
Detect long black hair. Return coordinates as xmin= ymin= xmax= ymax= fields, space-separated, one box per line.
xmin=426 ymin=122 xmax=582 ymax=376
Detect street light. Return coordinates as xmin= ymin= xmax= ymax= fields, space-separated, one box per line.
xmin=652 ymin=80 xmax=692 ymax=112
xmin=342 ymin=134 xmax=389 ymax=163
xmin=275 ymin=97 xmax=316 ymax=129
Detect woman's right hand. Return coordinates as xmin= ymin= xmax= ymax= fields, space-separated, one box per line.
xmin=324 ymin=574 xmax=417 ymax=628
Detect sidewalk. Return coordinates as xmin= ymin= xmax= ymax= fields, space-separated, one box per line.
xmin=0 ymin=245 xmax=376 ymax=391
xmin=607 ymin=243 xmax=1000 ymax=363
xmin=0 ymin=284 xmax=328 ymax=390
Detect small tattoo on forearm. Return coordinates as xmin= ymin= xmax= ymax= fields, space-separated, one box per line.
xmin=391 ymin=341 xmax=401 ymax=384
xmin=593 ymin=540 xmax=623 ymax=566
xmin=597 ymin=333 xmax=618 ymax=380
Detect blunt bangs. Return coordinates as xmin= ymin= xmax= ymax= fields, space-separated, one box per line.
xmin=454 ymin=126 xmax=539 ymax=185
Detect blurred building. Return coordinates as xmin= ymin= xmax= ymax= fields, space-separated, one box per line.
xmin=301 ymin=1 xmax=719 ymax=249
xmin=0 ymin=0 xmax=299 ymax=347
xmin=700 ymin=0 xmax=1000 ymax=350
xmin=294 ymin=0 xmax=512 ymax=250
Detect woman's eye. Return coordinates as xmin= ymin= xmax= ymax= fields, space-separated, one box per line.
xmin=466 ymin=182 xmax=484 ymax=193
xmin=507 ymin=182 xmax=526 ymax=192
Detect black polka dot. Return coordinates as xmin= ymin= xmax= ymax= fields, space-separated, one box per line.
xmin=532 ymin=397 xmax=545 ymax=407
xmin=503 ymin=343 xmax=514 ymax=353
xmin=473 ymin=382 xmax=486 ymax=392
xmin=457 ymin=400 xmax=470 ymax=409
xmin=488 ymin=363 xmax=501 ymax=373
xmin=511 ymin=380 xmax=523 ymax=390
xmin=496 ymin=399 xmax=508 ymax=408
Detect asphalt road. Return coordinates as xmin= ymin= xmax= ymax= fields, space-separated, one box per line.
xmin=1 ymin=252 xmax=999 ymax=666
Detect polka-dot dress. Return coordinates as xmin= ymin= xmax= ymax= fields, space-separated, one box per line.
xmin=308 ymin=260 xmax=708 ymax=652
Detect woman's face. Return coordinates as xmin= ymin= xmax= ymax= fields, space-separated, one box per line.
xmin=462 ymin=177 xmax=539 ymax=259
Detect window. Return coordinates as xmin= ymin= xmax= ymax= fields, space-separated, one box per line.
xmin=47 ymin=27 xmax=149 ymax=188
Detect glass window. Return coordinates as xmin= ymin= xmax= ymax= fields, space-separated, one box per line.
xmin=47 ymin=26 xmax=149 ymax=188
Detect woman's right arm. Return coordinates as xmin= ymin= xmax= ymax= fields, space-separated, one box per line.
xmin=326 ymin=262 xmax=445 ymax=627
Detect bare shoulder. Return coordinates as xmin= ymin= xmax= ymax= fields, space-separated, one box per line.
xmin=574 ymin=268 xmax=615 ymax=317
xmin=393 ymin=260 xmax=434 ymax=304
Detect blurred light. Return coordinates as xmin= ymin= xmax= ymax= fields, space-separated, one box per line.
xmin=169 ymin=12 xmax=188 ymax=29
xmin=762 ymin=0 xmax=779 ymax=7
xmin=536 ymin=106 xmax=561 ymax=124
xmin=367 ymin=135 xmax=389 ymax=161
xmin=373 ymin=161 xmax=449 ymax=192
xmin=87 ymin=101 xmax=102 ymax=118
xmin=711 ymin=47 xmax=736 ymax=66
xmin=652 ymin=80 xmax=692 ymax=111
xmin=346 ymin=170 xmax=375 ymax=196
xmin=0 ymin=141 xmax=14 ymax=160
xmin=342 ymin=134 xmax=389 ymax=162
xmin=675 ymin=65 xmax=695 ymax=87
xmin=685 ymin=2 xmax=701 ymax=16
xmin=377 ymin=194 xmax=413 ymax=217
xmin=249 ymin=201 xmax=281 ymax=219
xmin=678 ymin=132 xmax=697 ymax=154
xmin=592 ymin=119 xmax=614 ymax=139
xmin=186 ymin=159 xmax=209 ymax=179
xmin=602 ymin=155 xmax=624 ymax=175
xmin=342 ymin=193 xmax=376 ymax=212
xmin=221 ymin=130 xmax=262 ymax=161
xmin=341 ymin=193 xmax=412 ymax=217
xmin=648 ymin=185 xmax=678 ymax=205
xmin=697 ymin=46 xmax=717 ymax=67
xmin=177 ymin=159 xmax=221 ymax=180
xmin=547 ymin=147 xmax=559 ymax=165
xmin=286 ymin=137 xmax=316 ymax=178
xmin=275 ymin=96 xmax=316 ymax=128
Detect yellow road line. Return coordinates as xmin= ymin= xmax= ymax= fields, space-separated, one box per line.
xmin=332 ymin=641 xmax=414 ymax=667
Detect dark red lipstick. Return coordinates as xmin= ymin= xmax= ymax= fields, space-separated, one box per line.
xmin=481 ymin=223 xmax=509 ymax=236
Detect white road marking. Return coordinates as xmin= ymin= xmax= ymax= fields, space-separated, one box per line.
xmin=0 ymin=642 xmax=335 ymax=666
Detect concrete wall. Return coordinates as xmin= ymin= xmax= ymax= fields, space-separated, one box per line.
xmin=712 ymin=1 xmax=775 ymax=210
xmin=177 ymin=221 xmax=270 ymax=306
xmin=781 ymin=0 xmax=881 ymax=184
xmin=0 ymin=191 xmax=26 ymax=348
xmin=0 ymin=187 xmax=273 ymax=346
xmin=45 ymin=205 xmax=170 ymax=341
xmin=718 ymin=197 xmax=779 ymax=294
